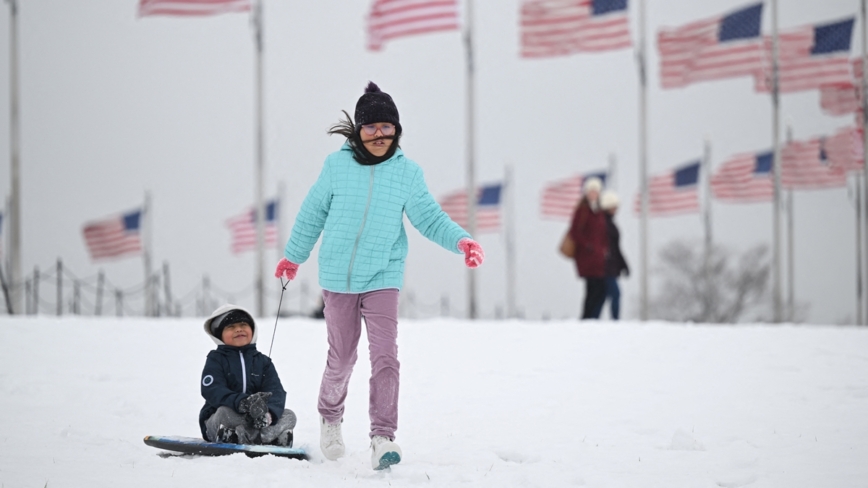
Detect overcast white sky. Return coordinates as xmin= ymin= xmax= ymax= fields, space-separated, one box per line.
xmin=0 ymin=0 xmax=863 ymax=323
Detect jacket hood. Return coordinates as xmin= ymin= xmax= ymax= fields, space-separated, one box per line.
xmin=203 ymin=304 xmax=259 ymax=346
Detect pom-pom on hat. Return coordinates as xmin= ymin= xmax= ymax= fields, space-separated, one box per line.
xmin=600 ymin=190 xmax=620 ymax=210
xmin=583 ymin=176 xmax=603 ymax=194
xmin=354 ymin=82 xmax=401 ymax=131
xmin=209 ymin=308 xmax=255 ymax=340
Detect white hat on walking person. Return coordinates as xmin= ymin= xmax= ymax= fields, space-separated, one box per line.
xmin=583 ymin=177 xmax=603 ymax=194
xmin=600 ymin=190 xmax=620 ymax=210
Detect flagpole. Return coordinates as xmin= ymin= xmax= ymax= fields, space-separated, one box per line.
xmin=6 ymin=0 xmax=22 ymax=315
xmin=861 ymin=0 xmax=868 ymax=325
xmin=785 ymin=126 xmax=794 ymax=322
xmin=143 ymin=191 xmax=153 ymax=317
xmin=2 ymin=196 xmax=7 ymax=273
xmin=856 ymin=176 xmax=864 ymax=325
xmin=770 ymin=0 xmax=783 ymax=323
xmin=785 ymin=187 xmax=795 ymax=321
xmin=276 ymin=180 xmax=285 ymax=314
xmin=505 ymin=165 xmax=516 ymax=319
xmin=253 ymin=0 xmax=265 ymax=317
xmin=1 ymin=196 xmax=10 ymax=313
xmin=636 ymin=0 xmax=649 ymax=321
xmin=702 ymin=138 xmax=712 ymax=313
xmin=463 ymin=0 xmax=478 ymax=319
xmin=277 ymin=180 xmax=285 ymax=263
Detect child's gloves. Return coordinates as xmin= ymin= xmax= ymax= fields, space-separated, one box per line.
xmin=238 ymin=391 xmax=273 ymax=428
xmin=238 ymin=391 xmax=271 ymax=415
xmin=274 ymin=258 xmax=299 ymax=281
xmin=252 ymin=412 xmax=272 ymax=430
xmin=458 ymin=238 xmax=485 ymax=268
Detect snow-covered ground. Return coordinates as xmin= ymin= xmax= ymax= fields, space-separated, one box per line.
xmin=1 ymin=316 xmax=866 ymax=487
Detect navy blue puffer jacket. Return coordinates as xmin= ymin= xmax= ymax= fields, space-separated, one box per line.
xmin=198 ymin=343 xmax=287 ymax=438
xmin=198 ymin=304 xmax=287 ymax=439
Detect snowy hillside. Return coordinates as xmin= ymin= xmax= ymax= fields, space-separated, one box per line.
xmin=1 ymin=317 xmax=866 ymax=487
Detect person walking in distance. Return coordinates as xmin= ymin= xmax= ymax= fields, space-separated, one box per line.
xmin=568 ymin=177 xmax=608 ymax=319
xmin=597 ymin=190 xmax=629 ymax=319
xmin=274 ymin=82 xmax=485 ymax=470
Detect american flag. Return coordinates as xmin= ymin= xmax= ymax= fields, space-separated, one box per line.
xmin=138 ymin=0 xmax=251 ymax=16
xmin=710 ymin=151 xmax=773 ymax=203
xmin=755 ymin=18 xmax=855 ymax=93
xmin=820 ymin=82 xmax=861 ymax=116
xmin=822 ymin=125 xmax=864 ymax=172
xmin=819 ymin=58 xmax=862 ymax=116
xmin=539 ymin=171 xmax=607 ymax=219
xmin=367 ymin=0 xmax=460 ymax=51
xmin=657 ymin=3 xmax=764 ymax=89
xmin=226 ymin=200 xmax=279 ymax=254
xmin=520 ymin=0 xmax=631 ymax=58
xmin=634 ymin=161 xmax=701 ymax=216
xmin=82 ymin=210 xmax=144 ymax=261
xmin=439 ymin=184 xmax=502 ymax=233
xmin=781 ymin=138 xmax=848 ymax=190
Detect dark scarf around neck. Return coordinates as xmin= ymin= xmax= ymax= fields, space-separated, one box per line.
xmin=349 ymin=131 xmax=402 ymax=166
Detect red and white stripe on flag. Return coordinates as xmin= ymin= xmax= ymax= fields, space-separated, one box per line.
xmin=754 ymin=20 xmax=855 ymax=93
xmin=820 ymin=82 xmax=861 ymax=116
xmin=820 ymin=59 xmax=863 ymax=116
xmin=823 ymin=125 xmax=864 ymax=172
xmin=659 ymin=22 xmax=764 ymax=88
xmin=82 ymin=211 xmax=143 ymax=261
xmin=760 ymin=54 xmax=853 ymax=94
xmin=633 ymin=169 xmax=700 ymax=217
xmin=657 ymin=5 xmax=765 ymax=89
xmin=439 ymin=188 xmax=501 ymax=233
xmin=226 ymin=207 xmax=278 ymax=255
xmin=138 ymin=0 xmax=251 ymax=16
xmin=367 ymin=0 xmax=460 ymax=51
xmin=520 ymin=0 xmax=631 ymax=58
xmin=540 ymin=175 xmax=584 ymax=219
xmin=781 ymin=138 xmax=847 ymax=190
xmin=540 ymin=171 xmax=607 ymax=219
xmin=710 ymin=152 xmax=773 ymax=203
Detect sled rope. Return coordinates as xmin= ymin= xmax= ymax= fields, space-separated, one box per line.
xmin=268 ymin=278 xmax=288 ymax=357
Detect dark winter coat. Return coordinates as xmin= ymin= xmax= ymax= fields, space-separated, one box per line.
xmin=604 ymin=213 xmax=629 ymax=278
xmin=198 ymin=343 xmax=287 ymax=438
xmin=568 ymin=197 xmax=608 ymax=278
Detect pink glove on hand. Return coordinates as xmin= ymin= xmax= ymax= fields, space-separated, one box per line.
xmin=458 ymin=238 xmax=485 ymax=268
xmin=274 ymin=258 xmax=299 ymax=281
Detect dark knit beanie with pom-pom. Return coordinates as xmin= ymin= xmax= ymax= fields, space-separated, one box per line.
xmin=343 ymin=82 xmax=402 ymax=165
xmin=354 ymin=82 xmax=401 ymax=132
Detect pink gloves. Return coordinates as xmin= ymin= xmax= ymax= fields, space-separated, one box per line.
xmin=274 ymin=258 xmax=299 ymax=281
xmin=458 ymin=238 xmax=485 ymax=268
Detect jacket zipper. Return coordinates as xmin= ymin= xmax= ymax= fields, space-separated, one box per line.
xmin=238 ymin=351 xmax=247 ymax=393
xmin=347 ymin=166 xmax=375 ymax=291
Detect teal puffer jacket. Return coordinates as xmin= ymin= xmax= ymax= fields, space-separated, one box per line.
xmin=284 ymin=143 xmax=471 ymax=293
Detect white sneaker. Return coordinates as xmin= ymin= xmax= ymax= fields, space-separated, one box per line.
xmin=370 ymin=435 xmax=402 ymax=470
xmin=320 ymin=416 xmax=345 ymax=460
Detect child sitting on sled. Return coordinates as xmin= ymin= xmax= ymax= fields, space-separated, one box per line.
xmin=198 ymin=304 xmax=297 ymax=446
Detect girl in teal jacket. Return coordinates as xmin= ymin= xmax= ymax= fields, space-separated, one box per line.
xmin=274 ymin=83 xmax=484 ymax=470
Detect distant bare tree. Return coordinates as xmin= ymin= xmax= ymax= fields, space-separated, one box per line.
xmin=648 ymin=240 xmax=773 ymax=323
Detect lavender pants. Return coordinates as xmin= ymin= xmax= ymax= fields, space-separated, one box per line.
xmin=318 ymin=288 xmax=400 ymax=440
